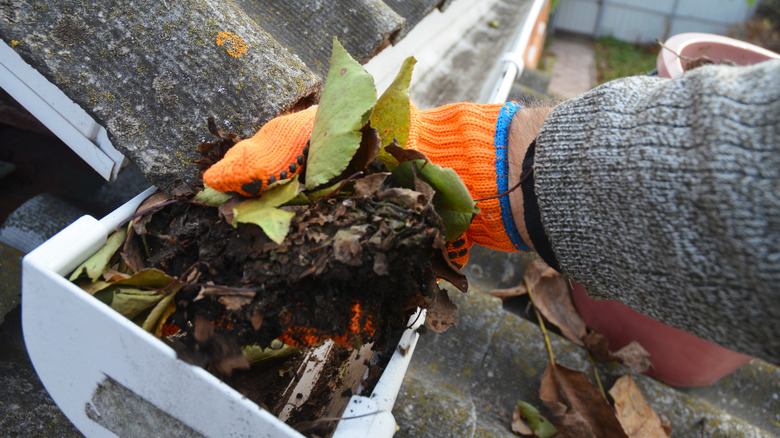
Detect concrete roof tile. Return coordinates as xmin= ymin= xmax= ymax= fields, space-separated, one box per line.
xmin=237 ymin=0 xmax=405 ymax=78
xmin=0 ymin=1 xmax=428 ymax=192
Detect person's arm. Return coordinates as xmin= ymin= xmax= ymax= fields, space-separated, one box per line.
xmin=508 ymin=60 xmax=780 ymax=363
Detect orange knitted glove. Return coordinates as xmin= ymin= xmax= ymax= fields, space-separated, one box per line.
xmin=204 ymin=106 xmax=316 ymax=196
xmin=408 ymin=102 xmax=529 ymax=267
xmin=202 ymin=102 xmax=530 ymax=267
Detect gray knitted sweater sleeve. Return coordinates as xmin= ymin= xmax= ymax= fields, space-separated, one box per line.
xmin=534 ymin=59 xmax=780 ymax=363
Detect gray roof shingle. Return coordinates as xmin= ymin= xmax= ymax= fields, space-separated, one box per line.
xmin=383 ymin=0 xmax=452 ymax=39
xmin=237 ymin=0 xmax=405 ymax=77
xmin=0 ymin=0 xmax=429 ymax=193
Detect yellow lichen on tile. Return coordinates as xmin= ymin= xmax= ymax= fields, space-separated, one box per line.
xmin=215 ymin=31 xmax=247 ymax=58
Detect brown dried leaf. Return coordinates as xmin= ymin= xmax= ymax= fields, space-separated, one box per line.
xmin=193 ymin=314 xmax=215 ymax=343
xmin=583 ymin=331 xmax=613 ymax=363
xmin=539 ymin=362 xmax=628 ymax=438
xmin=584 ymin=331 xmax=652 ymax=374
xmin=373 ymin=252 xmax=389 ymax=276
xmin=378 ymin=188 xmax=429 ymax=213
xmin=345 ymin=124 xmax=381 ymax=175
xmin=609 ymin=375 xmax=670 ymax=438
xmin=659 ymin=414 xmax=671 ymax=436
xmin=429 ymin=246 xmax=468 ymax=293
xmin=171 ymin=180 xmax=196 ymax=199
xmin=132 ymin=192 xmax=170 ymax=235
xmin=526 ymin=259 xmax=587 ymax=346
xmin=412 ymin=173 xmax=435 ymax=206
xmin=214 ymin=354 xmax=249 ymax=377
xmin=332 ymin=226 xmax=368 ymax=266
xmin=218 ymin=196 xmax=242 ymax=225
xmin=194 ymin=283 xmax=255 ymax=304
xmin=613 ymin=342 xmax=652 ymax=375
xmin=194 ymin=284 xmax=224 ymax=302
xmin=385 ymin=141 xmax=429 ymax=163
xmin=488 ymin=283 xmax=527 ymax=299
xmin=121 ymin=226 xmax=145 ymax=274
xmin=218 ymin=295 xmax=253 ymax=311
xmin=354 ymin=173 xmax=390 ymax=197
xmin=424 ymin=283 xmax=459 ymax=333
xmin=102 ymin=267 xmax=130 ymax=282
xmin=523 ymin=258 xmax=546 ymax=286
xmin=512 ymin=407 xmax=534 ymax=435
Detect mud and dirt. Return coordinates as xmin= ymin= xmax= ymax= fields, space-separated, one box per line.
xmin=139 ymin=174 xmax=444 ymax=350
xmin=123 ymin=172 xmax=448 ymax=434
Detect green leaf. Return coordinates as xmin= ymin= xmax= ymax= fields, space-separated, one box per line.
xmin=109 ymin=268 xmax=178 ymax=289
xmin=515 ymin=401 xmax=558 ymax=438
xmin=69 ymin=228 xmax=128 ymax=282
xmin=91 ymin=268 xmax=176 ymax=306
xmin=286 ymin=192 xmax=313 ymax=205
xmin=233 ymin=175 xmax=301 ymax=244
xmin=393 ymin=160 xmax=478 ymax=241
xmin=242 ymin=340 xmax=300 ymax=364
xmin=305 ymin=179 xmax=355 ymax=201
xmin=79 ymin=267 xmax=180 ymax=334
xmin=75 ymin=278 xmax=114 ymax=296
xmin=110 ymin=288 xmax=165 ymax=320
xmin=306 ymin=37 xmax=377 ymax=190
xmin=143 ymin=288 xmax=179 ymax=334
xmin=194 ymin=185 xmax=234 ymax=206
xmin=372 ymin=56 xmax=416 ymax=170
xmin=269 ymin=175 xmax=310 ymax=205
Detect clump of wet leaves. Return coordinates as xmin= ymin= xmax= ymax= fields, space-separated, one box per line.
xmin=146 ymin=173 xmax=445 ymax=349
xmin=69 ymin=37 xmax=472 ymax=374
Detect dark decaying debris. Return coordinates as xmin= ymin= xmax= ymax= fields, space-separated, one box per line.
xmin=117 ymin=114 xmax=468 ymax=431
xmin=129 ymin=170 xmax=456 ymax=431
xmin=135 ymin=171 xmax=449 ymax=357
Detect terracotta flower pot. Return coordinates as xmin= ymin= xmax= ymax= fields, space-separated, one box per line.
xmin=657 ymin=32 xmax=780 ymax=78
xmin=570 ymin=282 xmax=752 ymax=387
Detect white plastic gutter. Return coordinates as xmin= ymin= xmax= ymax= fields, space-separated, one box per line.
xmin=489 ymin=0 xmax=549 ymax=103
xmin=0 ymin=40 xmax=126 ymax=181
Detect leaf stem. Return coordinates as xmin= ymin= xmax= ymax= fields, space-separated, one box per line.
xmin=473 ymin=166 xmax=533 ymax=203
xmin=188 ymin=283 xmax=260 ymax=294
xmin=323 ymin=171 xmax=364 ymax=199
xmin=524 ymin=276 xmax=555 ymax=367
xmin=587 ymin=351 xmax=608 ymax=400
xmin=656 ymin=38 xmax=712 ymax=63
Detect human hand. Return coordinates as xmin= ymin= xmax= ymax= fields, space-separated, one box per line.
xmin=203 ymin=101 xmax=534 ymax=268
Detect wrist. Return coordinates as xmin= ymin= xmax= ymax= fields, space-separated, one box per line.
xmin=507 ymin=107 xmax=553 ymax=252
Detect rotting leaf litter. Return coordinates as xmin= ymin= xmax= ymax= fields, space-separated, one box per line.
xmin=68 ymin=37 xmax=474 ymax=432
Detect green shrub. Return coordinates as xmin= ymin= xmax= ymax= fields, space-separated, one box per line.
xmin=593 ymin=36 xmax=658 ymax=84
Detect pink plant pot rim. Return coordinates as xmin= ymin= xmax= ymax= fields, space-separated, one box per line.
xmin=657 ymin=32 xmax=780 ymax=79
xmin=570 ymin=282 xmax=752 ymax=387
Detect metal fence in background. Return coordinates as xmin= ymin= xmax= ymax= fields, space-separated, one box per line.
xmin=551 ymin=0 xmax=758 ymax=43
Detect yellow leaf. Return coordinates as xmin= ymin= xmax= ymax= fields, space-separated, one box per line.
xmin=233 ymin=175 xmax=300 ymax=244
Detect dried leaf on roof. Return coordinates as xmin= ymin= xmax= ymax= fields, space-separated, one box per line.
xmin=539 ymin=362 xmax=629 ymax=438
xmin=584 ymin=331 xmax=652 ymax=374
xmin=609 ymin=375 xmax=671 ymax=438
